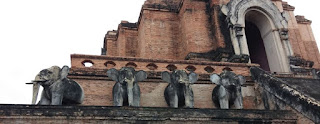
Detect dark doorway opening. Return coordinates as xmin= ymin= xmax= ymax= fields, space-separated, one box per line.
xmin=245 ymin=21 xmax=270 ymax=71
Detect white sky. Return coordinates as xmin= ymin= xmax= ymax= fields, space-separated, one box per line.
xmin=0 ymin=0 xmax=319 ymax=104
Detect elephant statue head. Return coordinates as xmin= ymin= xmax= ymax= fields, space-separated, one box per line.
xmin=30 ymin=66 xmax=84 ymax=105
xmin=161 ymin=70 xmax=198 ymax=108
xmin=210 ymin=70 xmax=245 ymax=109
xmin=107 ymin=67 xmax=147 ymax=107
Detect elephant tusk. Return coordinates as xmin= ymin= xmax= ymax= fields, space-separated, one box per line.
xmin=26 ymin=80 xmax=45 ymax=84
xmin=32 ymin=80 xmax=46 ymax=82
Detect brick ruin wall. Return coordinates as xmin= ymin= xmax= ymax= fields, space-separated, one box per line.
xmin=77 ymin=0 xmax=320 ymax=123
xmin=104 ymin=0 xmax=320 ymax=68
xmin=106 ymin=0 xmax=225 ymax=60
xmin=70 ymin=54 xmax=258 ymax=108
xmin=69 ymin=54 xmax=315 ymax=123
xmin=1 ymin=0 xmax=318 ymax=124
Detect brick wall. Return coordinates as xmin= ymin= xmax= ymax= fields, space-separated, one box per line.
xmin=105 ymin=31 xmax=118 ymax=56
xmin=138 ymin=10 xmax=180 ymax=59
xmin=178 ymin=0 xmax=214 ymax=59
xmin=297 ymin=21 xmax=320 ymax=68
xmin=107 ymin=0 xmax=226 ymax=60
xmin=283 ymin=3 xmax=320 ymax=68
xmin=125 ymin=30 xmax=139 ymax=57
xmin=73 ymin=76 xmax=274 ymax=109
xmin=74 ymin=78 xmax=219 ymax=108
xmin=105 ymin=22 xmax=138 ymax=57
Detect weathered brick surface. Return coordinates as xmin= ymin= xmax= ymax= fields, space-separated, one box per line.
xmin=297 ymin=23 xmax=320 ymax=68
xmin=105 ymin=23 xmax=138 ymax=57
xmin=105 ymin=30 xmax=119 ymax=56
xmin=70 ymin=68 xmax=264 ymax=110
xmin=73 ymin=75 xmax=265 ymax=109
xmin=104 ymin=0 xmax=320 ymax=70
xmin=282 ymin=7 xmax=320 ymax=68
xmin=76 ymin=79 xmax=114 ymax=106
xmin=107 ymin=0 xmax=229 ymax=60
xmin=178 ymin=0 xmax=214 ymax=59
xmin=125 ymin=30 xmax=139 ymax=57
xmin=139 ymin=10 xmax=180 ymax=59
xmin=74 ymin=78 xmax=216 ymax=108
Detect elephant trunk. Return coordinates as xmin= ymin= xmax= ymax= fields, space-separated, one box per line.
xmin=180 ymin=79 xmax=194 ymax=108
xmin=32 ymin=74 xmax=42 ymax=104
xmin=32 ymin=82 xmax=40 ymax=104
xmin=184 ymin=84 xmax=194 ymax=108
xmin=126 ymin=78 xmax=134 ymax=106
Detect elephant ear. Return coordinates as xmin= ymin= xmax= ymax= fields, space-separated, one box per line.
xmin=107 ymin=68 xmax=119 ymax=82
xmin=49 ymin=66 xmax=61 ymax=81
xmin=135 ymin=70 xmax=147 ymax=82
xmin=188 ymin=72 xmax=198 ymax=84
xmin=60 ymin=66 xmax=70 ymax=79
xmin=236 ymin=75 xmax=246 ymax=85
xmin=161 ymin=71 xmax=171 ymax=83
xmin=210 ymin=74 xmax=221 ymax=85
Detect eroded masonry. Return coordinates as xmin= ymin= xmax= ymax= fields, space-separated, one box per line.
xmin=1 ymin=0 xmax=320 ymax=123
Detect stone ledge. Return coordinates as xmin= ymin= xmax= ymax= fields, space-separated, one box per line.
xmin=0 ymin=104 xmax=297 ymax=123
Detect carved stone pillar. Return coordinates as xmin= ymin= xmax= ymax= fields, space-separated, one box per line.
xmin=229 ymin=24 xmax=250 ymax=62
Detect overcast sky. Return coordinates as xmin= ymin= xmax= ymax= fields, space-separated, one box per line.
xmin=0 ymin=0 xmax=319 ymax=104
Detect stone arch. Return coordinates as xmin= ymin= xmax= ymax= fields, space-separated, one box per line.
xmin=227 ymin=0 xmax=286 ymax=29
xmin=223 ymin=0 xmax=293 ymax=72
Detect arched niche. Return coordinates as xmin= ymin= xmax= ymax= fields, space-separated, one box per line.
xmin=223 ymin=67 xmax=233 ymax=72
xmin=204 ymin=66 xmax=215 ymax=73
xmin=104 ymin=61 xmax=116 ymax=69
xmin=166 ymin=64 xmax=177 ymax=71
xmin=125 ymin=62 xmax=138 ymax=68
xmin=222 ymin=0 xmax=293 ymax=72
xmin=146 ymin=63 xmax=158 ymax=70
xmin=82 ymin=60 xmax=94 ymax=68
xmin=185 ymin=65 xmax=196 ymax=72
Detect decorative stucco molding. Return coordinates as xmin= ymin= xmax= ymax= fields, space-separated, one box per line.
xmin=221 ymin=0 xmax=293 ymax=72
xmin=223 ymin=0 xmax=288 ymax=29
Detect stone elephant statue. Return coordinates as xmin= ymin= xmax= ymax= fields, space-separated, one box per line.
xmin=30 ymin=66 xmax=84 ymax=105
xmin=107 ymin=67 xmax=147 ymax=107
xmin=161 ymin=70 xmax=198 ymax=108
xmin=210 ymin=70 xmax=245 ymax=109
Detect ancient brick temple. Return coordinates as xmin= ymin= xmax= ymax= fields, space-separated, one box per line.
xmin=1 ymin=0 xmax=320 ymax=123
